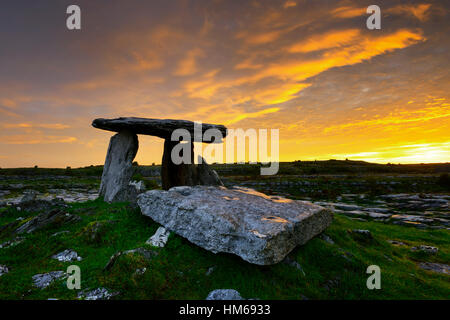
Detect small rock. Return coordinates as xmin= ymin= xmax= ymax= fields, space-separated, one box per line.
xmin=337 ymin=249 xmax=355 ymax=263
xmin=320 ymin=234 xmax=335 ymax=244
xmin=206 ymin=289 xmax=244 ymax=300
xmin=104 ymin=247 xmax=158 ymax=271
xmin=51 ymin=249 xmax=82 ymax=262
xmin=418 ymin=262 xmax=449 ymax=275
xmin=146 ymin=226 xmax=170 ymax=247
xmin=135 ymin=268 xmax=147 ymax=275
xmin=32 ymin=271 xmax=66 ymax=289
xmin=15 ymin=209 xmax=81 ymax=234
xmin=393 ymin=220 xmax=428 ymax=229
xmin=349 ymin=229 xmax=373 ymax=241
xmin=0 ymin=236 xmax=25 ymax=249
xmin=387 ymin=240 xmax=407 ymax=246
xmin=411 ymin=245 xmax=438 ymax=254
xmin=323 ymin=276 xmax=341 ymax=292
xmin=77 ymin=287 xmax=118 ymax=300
xmin=0 ymin=265 xmax=9 ymax=276
xmin=129 ymin=180 xmax=146 ymax=193
xmin=21 ymin=191 xmax=37 ymax=203
xmin=51 ymin=230 xmax=70 ymax=237
xmin=383 ymin=254 xmax=393 ymax=262
xmin=206 ymin=266 xmax=216 ymax=276
xmin=367 ymin=212 xmax=391 ymax=219
xmin=283 ymin=256 xmax=306 ymax=276
xmin=16 ymin=198 xmax=67 ymax=213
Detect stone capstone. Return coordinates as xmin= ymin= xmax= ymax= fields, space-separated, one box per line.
xmin=92 ymin=117 xmax=227 ymax=143
xmin=137 ymin=186 xmax=333 ymax=265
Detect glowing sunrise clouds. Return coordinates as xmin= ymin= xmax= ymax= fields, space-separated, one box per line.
xmin=0 ymin=0 xmax=449 ymax=167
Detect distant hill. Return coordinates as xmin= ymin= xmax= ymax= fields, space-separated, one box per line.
xmin=0 ymin=160 xmax=449 ymax=177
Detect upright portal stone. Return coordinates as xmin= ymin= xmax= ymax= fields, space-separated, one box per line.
xmin=196 ymin=156 xmax=224 ymax=186
xmin=99 ymin=130 xmax=138 ymax=202
xmin=161 ymin=139 xmax=196 ymax=190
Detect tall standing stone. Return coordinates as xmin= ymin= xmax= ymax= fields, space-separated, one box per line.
xmin=161 ymin=139 xmax=196 ymax=190
xmin=99 ymin=130 xmax=139 ymax=202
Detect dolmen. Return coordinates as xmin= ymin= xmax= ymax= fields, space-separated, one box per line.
xmin=92 ymin=117 xmax=227 ymax=202
xmin=93 ymin=117 xmax=332 ymax=265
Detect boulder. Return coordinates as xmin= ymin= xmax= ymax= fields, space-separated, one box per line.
xmin=16 ymin=198 xmax=67 ymax=212
xmin=206 ymin=289 xmax=244 ymax=300
xmin=99 ymin=130 xmax=139 ymax=203
xmin=137 ymin=186 xmax=332 ymax=265
xmin=15 ymin=209 xmax=81 ymax=234
xmin=51 ymin=249 xmax=82 ymax=262
xmin=103 ymin=247 xmax=159 ymax=272
xmin=0 ymin=265 xmax=9 ymax=277
xmin=32 ymin=271 xmax=66 ymax=289
xmin=146 ymin=226 xmax=170 ymax=247
xmin=77 ymin=287 xmax=118 ymax=300
xmin=411 ymin=245 xmax=438 ymax=254
xmin=418 ymin=262 xmax=449 ymax=275
xmin=196 ymin=156 xmax=223 ymax=186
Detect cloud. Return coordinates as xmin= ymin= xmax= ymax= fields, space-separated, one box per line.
xmin=224 ymin=107 xmax=281 ymax=125
xmin=325 ymin=142 xmax=450 ymax=164
xmin=0 ymin=135 xmax=77 ymax=145
xmin=1 ymin=99 xmax=17 ymax=108
xmin=288 ymin=29 xmax=361 ymax=53
xmin=283 ymin=1 xmax=297 ymax=9
xmin=174 ymin=48 xmax=205 ymax=76
xmin=323 ymin=99 xmax=450 ymax=133
xmin=3 ymin=123 xmax=70 ymax=129
xmin=387 ymin=3 xmax=432 ymax=21
xmin=331 ymin=6 xmax=365 ymax=19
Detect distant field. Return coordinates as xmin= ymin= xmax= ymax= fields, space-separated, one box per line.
xmin=1 ymin=159 xmax=450 ymax=177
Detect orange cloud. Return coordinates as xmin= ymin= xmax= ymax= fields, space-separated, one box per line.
xmin=324 ymin=142 xmax=450 ymax=164
xmin=3 ymin=123 xmax=70 ymax=129
xmin=387 ymin=3 xmax=432 ymax=21
xmin=288 ymin=29 xmax=361 ymax=53
xmin=323 ymin=100 xmax=450 ymax=133
xmin=331 ymin=6 xmax=365 ymax=19
xmin=174 ymin=48 xmax=205 ymax=76
xmin=283 ymin=1 xmax=297 ymax=9
xmin=1 ymin=99 xmax=17 ymax=108
xmin=0 ymin=135 xmax=77 ymax=145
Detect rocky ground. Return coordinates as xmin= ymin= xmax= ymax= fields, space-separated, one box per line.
xmin=0 ymin=172 xmax=448 ymax=300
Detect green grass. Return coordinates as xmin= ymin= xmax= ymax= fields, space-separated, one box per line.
xmin=0 ymin=198 xmax=448 ymax=300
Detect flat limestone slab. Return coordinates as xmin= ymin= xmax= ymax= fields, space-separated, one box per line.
xmin=92 ymin=117 xmax=227 ymax=143
xmin=137 ymin=186 xmax=333 ymax=265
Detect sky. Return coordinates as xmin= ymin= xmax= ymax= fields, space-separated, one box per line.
xmin=0 ymin=0 xmax=449 ymax=168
